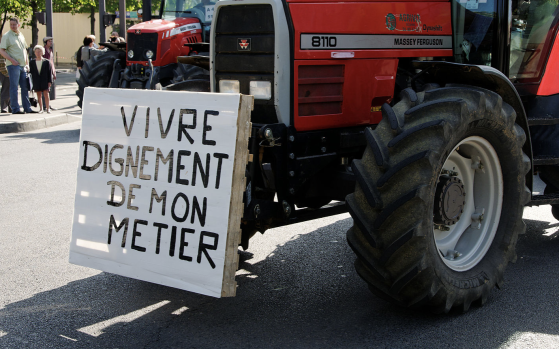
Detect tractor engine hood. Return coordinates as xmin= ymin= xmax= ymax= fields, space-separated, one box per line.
xmin=127 ymin=18 xmax=202 ymax=34
xmin=125 ymin=17 xmax=203 ymax=67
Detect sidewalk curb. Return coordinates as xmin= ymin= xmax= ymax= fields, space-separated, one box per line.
xmin=0 ymin=113 xmax=82 ymax=134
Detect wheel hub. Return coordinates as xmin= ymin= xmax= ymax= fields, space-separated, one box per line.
xmin=434 ymin=176 xmax=465 ymax=225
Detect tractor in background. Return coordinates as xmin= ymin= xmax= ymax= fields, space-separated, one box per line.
xmin=76 ymin=0 xmax=214 ymax=107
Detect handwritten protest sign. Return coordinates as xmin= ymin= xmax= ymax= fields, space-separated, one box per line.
xmin=70 ymin=88 xmax=252 ymax=297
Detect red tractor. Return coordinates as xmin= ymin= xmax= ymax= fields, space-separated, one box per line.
xmin=198 ymin=0 xmax=559 ymax=312
xmin=76 ymin=0 xmax=215 ymax=107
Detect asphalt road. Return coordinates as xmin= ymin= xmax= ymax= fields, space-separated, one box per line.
xmin=1 ymin=121 xmax=559 ymax=348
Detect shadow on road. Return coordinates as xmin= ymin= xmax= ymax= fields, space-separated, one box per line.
xmin=1 ymin=217 xmax=559 ymax=348
xmin=7 ymin=128 xmax=80 ymax=144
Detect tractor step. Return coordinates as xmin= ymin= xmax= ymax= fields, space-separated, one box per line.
xmin=527 ymin=192 xmax=559 ymax=206
xmin=286 ymin=201 xmax=348 ymax=225
xmin=533 ymin=155 xmax=559 ymax=166
xmin=527 ymin=117 xmax=559 ymax=126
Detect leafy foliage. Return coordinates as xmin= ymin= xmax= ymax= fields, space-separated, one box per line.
xmin=1 ymin=0 xmax=163 ymax=44
xmin=0 ymin=0 xmax=32 ymax=34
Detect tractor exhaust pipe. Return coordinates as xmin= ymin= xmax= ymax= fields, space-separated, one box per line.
xmin=143 ymin=0 xmax=152 ymax=21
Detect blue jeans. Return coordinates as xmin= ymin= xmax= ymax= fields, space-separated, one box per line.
xmin=7 ymin=65 xmax=31 ymax=113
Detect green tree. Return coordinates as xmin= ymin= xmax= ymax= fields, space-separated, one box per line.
xmin=1 ymin=0 xmax=162 ymax=45
xmin=0 ymin=0 xmax=44 ymax=47
xmin=0 ymin=0 xmax=32 ymax=35
xmin=53 ymin=0 xmax=95 ymax=13
xmin=27 ymin=0 xmax=43 ymax=48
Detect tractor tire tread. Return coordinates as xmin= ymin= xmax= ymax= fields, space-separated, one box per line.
xmin=346 ymin=85 xmax=529 ymax=313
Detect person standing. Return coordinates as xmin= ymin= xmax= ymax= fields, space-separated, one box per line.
xmin=88 ymin=35 xmax=99 ymax=48
xmin=0 ymin=65 xmax=9 ymax=113
xmin=0 ymin=36 xmax=10 ymax=113
xmin=0 ymin=17 xmax=36 ymax=114
xmin=30 ymin=45 xmax=52 ymax=114
xmin=76 ymin=36 xmax=91 ymax=79
xmin=42 ymin=36 xmax=56 ymax=108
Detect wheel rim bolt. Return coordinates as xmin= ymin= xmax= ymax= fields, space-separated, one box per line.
xmin=444 ymin=250 xmax=462 ymax=261
xmin=264 ymin=128 xmax=273 ymax=141
xmin=441 ymin=169 xmax=458 ymax=177
xmin=282 ymin=201 xmax=292 ymax=216
xmin=434 ymin=224 xmax=451 ymax=231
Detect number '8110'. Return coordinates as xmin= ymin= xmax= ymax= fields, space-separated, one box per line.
xmin=312 ymin=36 xmax=337 ymax=48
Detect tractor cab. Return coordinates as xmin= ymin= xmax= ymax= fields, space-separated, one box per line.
xmin=452 ymin=0 xmax=559 ymax=83
xmin=160 ymin=0 xmax=217 ymax=43
xmin=450 ymin=0 xmax=559 ymax=162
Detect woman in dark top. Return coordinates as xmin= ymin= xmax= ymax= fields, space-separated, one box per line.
xmin=29 ymin=45 xmax=52 ymax=113
xmin=42 ymin=36 xmax=56 ymax=110
xmin=76 ymin=36 xmax=93 ymax=71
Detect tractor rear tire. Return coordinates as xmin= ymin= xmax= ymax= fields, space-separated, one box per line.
xmin=165 ymin=63 xmax=210 ymax=92
xmin=346 ymin=85 xmax=531 ymax=313
xmin=76 ymin=51 xmax=124 ymax=108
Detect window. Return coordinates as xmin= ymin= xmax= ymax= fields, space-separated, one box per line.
xmin=509 ymin=0 xmax=559 ymax=81
xmin=452 ymin=0 xmax=498 ymax=67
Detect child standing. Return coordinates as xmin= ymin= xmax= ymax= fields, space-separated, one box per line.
xmin=29 ymin=45 xmax=52 ymax=113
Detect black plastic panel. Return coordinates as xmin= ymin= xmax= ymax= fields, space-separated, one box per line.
xmin=527 ymin=94 xmax=559 ymax=158
xmin=214 ymin=4 xmax=277 ymax=123
xmin=215 ymin=53 xmax=274 ymax=73
xmin=216 ymin=5 xmax=274 ymax=34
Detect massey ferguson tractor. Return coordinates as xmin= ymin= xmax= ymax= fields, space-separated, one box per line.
xmin=76 ymin=0 xmax=215 ymax=107
xmin=82 ymin=0 xmax=559 ymax=313
xmin=189 ymin=0 xmax=559 ymax=313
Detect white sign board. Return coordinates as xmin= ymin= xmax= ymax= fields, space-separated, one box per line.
xmin=465 ymin=0 xmax=479 ymax=9
xmin=70 ymin=88 xmax=252 ymax=298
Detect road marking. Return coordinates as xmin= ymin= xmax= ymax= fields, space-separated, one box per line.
xmin=77 ymin=300 xmax=171 ymax=337
xmin=171 ymin=306 xmax=189 ymax=315
xmin=59 ymin=334 xmax=78 ymax=341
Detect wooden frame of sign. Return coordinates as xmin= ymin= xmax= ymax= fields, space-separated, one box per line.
xmin=221 ymin=95 xmax=252 ymax=297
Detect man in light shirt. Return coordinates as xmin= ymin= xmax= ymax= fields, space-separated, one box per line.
xmin=0 ymin=17 xmax=36 ymax=114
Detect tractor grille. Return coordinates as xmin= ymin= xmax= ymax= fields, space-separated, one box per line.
xmin=127 ymin=32 xmax=158 ymax=61
xmin=214 ymin=4 xmax=276 ymax=123
xmin=298 ymin=65 xmax=344 ymax=116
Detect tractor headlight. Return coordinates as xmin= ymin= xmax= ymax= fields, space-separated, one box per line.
xmin=219 ymin=80 xmax=240 ymax=93
xmin=250 ymin=81 xmax=272 ymax=100
xmin=145 ymin=50 xmax=154 ymax=59
xmin=127 ymin=50 xmax=134 ymax=59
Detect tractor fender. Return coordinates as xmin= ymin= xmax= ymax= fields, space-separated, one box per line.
xmin=413 ymin=61 xmax=533 ymax=190
xmin=101 ymin=42 xmax=127 ymax=52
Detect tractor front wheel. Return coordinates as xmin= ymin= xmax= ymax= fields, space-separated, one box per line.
xmin=165 ymin=63 xmax=210 ymax=92
xmin=76 ymin=51 xmax=124 ymax=108
xmin=346 ymin=85 xmax=530 ymax=313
